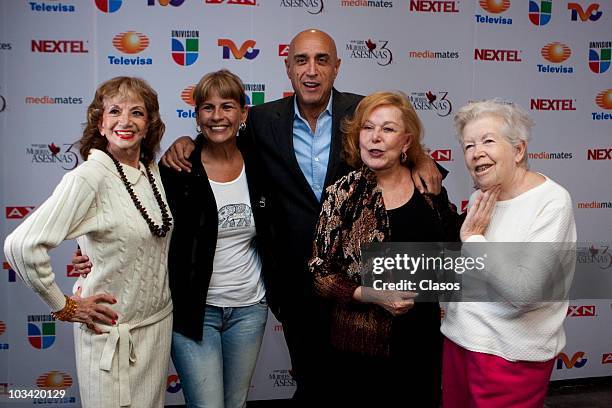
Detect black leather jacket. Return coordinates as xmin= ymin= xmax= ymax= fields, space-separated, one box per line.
xmin=160 ymin=134 xmax=278 ymax=341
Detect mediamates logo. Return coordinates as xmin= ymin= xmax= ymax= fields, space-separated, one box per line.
xmin=109 ymin=31 xmax=152 ymax=65
xmin=476 ymin=0 xmax=512 ymax=24
xmin=171 ymin=30 xmax=199 ymax=66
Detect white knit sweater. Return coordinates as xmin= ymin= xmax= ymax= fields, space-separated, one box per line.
xmin=4 ymin=149 xmax=172 ymax=320
xmin=441 ymin=175 xmax=577 ymax=361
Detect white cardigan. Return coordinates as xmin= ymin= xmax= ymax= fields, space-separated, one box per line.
xmin=441 ymin=175 xmax=577 ymax=361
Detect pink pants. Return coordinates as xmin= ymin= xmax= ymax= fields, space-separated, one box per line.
xmin=442 ymin=337 xmax=555 ymax=408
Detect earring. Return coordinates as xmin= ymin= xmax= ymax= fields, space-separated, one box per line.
xmin=196 ymin=124 xmax=202 ymax=134
xmin=400 ymin=151 xmax=408 ymax=163
xmin=239 ymin=122 xmax=246 ymax=131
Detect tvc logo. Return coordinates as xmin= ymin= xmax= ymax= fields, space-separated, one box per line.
xmin=218 ymin=39 xmax=259 ymax=60
xmin=147 ymin=0 xmax=185 ymax=6
xmin=3 ymin=262 xmax=16 ymax=282
xmin=167 ymin=374 xmax=182 ymax=393
xmin=529 ymin=1 xmax=552 ymax=26
xmin=568 ymin=3 xmax=602 ymax=21
xmin=556 ymin=352 xmax=587 ymax=369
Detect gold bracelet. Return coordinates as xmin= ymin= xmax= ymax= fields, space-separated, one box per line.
xmin=51 ymin=295 xmax=78 ymax=321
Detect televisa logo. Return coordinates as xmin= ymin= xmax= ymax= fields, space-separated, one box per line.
xmin=476 ymin=0 xmax=512 ymax=24
xmin=29 ymin=1 xmax=76 ymax=12
xmin=109 ymin=31 xmax=152 ymax=65
xmin=538 ymin=42 xmax=573 ymax=74
xmin=592 ymin=89 xmax=612 ymax=121
xmin=37 ymin=371 xmax=72 ymax=389
xmin=568 ymin=3 xmax=603 ymax=21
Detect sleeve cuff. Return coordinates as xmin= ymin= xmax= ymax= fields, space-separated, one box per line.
xmin=39 ymin=283 xmax=67 ymax=312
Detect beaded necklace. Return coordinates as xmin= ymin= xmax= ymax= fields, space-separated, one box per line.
xmin=105 ymin=151 xmax=172 ymax=237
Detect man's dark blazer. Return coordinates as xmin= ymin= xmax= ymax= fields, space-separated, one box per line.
xmin=245 ymin=88 xmax=363 ymax=318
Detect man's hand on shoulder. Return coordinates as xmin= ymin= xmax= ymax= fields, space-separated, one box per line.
xmin=412 ymin=154 xmax=442 ymax=195
xmin=160 ymin=136 xmax=196 ymax=173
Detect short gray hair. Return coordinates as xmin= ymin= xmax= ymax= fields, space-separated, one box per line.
xmin=454 ymin=98 xmax=534 ymax=167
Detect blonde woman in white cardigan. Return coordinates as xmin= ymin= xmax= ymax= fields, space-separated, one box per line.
xmin=4 ymin=77 xmax=173 ymax=408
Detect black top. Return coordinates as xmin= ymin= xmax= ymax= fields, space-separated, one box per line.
xmin=387 ymin=190 xmax=445 ymax=243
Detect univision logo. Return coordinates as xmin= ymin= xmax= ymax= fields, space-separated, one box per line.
xmin=27 ymin=315 xmax=55 ymax=349
xmin=538 ymin=42 xmax=573 ymax=74
xmin=167 ymin=374 xmax=182 ymax=393
xmin=171 ymin=30 xmax=199 ymax=66
xmin=36 ymin=371 xmax=73 ymax=389
xmin=589 ymin=41 xmax=611 ymax=74
xmin=529 ymin=0 xmax=552 ymax=26
xmin=95 ymin=0 xmax=122 ymax=13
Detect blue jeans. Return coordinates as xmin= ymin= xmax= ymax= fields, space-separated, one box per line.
xmin=171 ymin=300 xmax=268 ymax=408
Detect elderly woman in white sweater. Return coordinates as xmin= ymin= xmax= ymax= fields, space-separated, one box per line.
xmin=441 ymin=99 xmax=576 ymax=408
xmin=4 ymin=77 xmax=173 ymax=408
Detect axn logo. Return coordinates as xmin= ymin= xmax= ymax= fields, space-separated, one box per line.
xmin=587 ymin=148 xmax=612 ymax=161
xmin=602 ymin=353 xmax=612 ymax=364
xmin=6 ymin=206 xmax=35 ymax=219
xmin=568 ymin=3 xmax=602 ymax=21
xmin=430 ymin=149 xmax=452 ymax=161
xmin=278 ymin=44 xmax=289 ymax=57
xmin=31 ymin=40 xmax=88 ymax=53
xmin=218 ymin=39 xmax=259 ymax=60
xmin=409 ymin=1 xmax=459 ymax=13
xmin=205 ymin=0 xmax=256 ymax=4
xmin=567 ymin=305 xmax=596 ymax=316
xmin=556 ymin=352 xmax=587 ymax=369
xmin=474 ymin=49 xmax=521 ymax=62
xmin=66 ymin=265 xmax=80 ymax=278
xmin=461 ymin=200 xmax=469 ymax=213
xmin=530 ymin=99 xmax=575 ymax=111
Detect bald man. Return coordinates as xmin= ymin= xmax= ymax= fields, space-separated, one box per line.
xmin=160 ymin=29 xmax=442 ymax=403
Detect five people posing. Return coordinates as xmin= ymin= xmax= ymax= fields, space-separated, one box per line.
xmin=5 ymin=27 xmax=576 ymax=408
